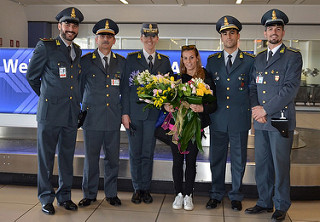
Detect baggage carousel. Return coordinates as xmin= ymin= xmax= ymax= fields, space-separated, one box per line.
xmin=0 ymin=113 xmax=319 ymax=199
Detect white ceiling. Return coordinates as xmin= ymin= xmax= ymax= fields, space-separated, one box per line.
xmin=10 ymin=0 xmax=320 ymax=5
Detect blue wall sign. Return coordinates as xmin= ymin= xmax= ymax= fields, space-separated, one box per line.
xmin=1 ymin=48 xmax=251 ymax=114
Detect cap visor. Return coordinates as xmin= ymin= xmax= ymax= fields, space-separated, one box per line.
xmin=96 ymin=30 xmax=115 ymax=35
xmin=219 ymin=25 xmax=239 ymax=33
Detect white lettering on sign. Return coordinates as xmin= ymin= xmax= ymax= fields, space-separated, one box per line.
xmin=3 ymin=59 xmax=29 ymax=74
xmin=171 ymin=61 xmax=180 ymax=74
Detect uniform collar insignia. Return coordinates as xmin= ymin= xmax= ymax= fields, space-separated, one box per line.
xmin=157 ymin=53 xmax=161 ymax=60
xmin=56 ymin=39 xmax=61 ymax=46
xmin=92 ymin=53 xmax=96 ymax=59
xmin=113 ymin=52 xmax=116 ymax=58
xmin=137 ymin=53 xmax=141 ymax=59
xmin=280 ymin=46 xmax=285 ymax=53
xmin=239 ymin=52 xmax=243 ymax=59
xmin=217 ymin=53 xmax=222 ymax=58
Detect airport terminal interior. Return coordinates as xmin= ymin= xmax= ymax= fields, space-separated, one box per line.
xmin=1 ymin=0 xmax=320 ymax=221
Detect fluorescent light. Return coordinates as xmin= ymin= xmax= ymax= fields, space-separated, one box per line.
xmin=119 ymin=0 xmax=129 ymax=4
xmin=236 ymin=0 xmax=242 ymax=4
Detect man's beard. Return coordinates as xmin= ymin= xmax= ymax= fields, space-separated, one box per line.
xmin=268 ymin=35 xmax=281 ymax=45
xmin=61 ymin=31 xmax=78 ymax=42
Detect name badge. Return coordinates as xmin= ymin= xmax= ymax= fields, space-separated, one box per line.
xmin=59 ymin=67 xmax=67 ymax=78
xmin=111 ymin=79 xmax=120 ymax=86
xmin=256 ymin=75 xmax=263 ymax=84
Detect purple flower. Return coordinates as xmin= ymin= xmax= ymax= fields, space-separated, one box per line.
xmin=129 ymin=70 xmax=140 ymax=86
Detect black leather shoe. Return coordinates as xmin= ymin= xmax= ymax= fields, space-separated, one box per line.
xmin=271 ymin=210 xmax=286 ymax=221
xmin=58 ymin=200 xmax=78 ymax=211
xmin=131 ymin=190 xmax=142 ymax=204
xmin=231 ymin=200 xmax=242 ymax=211
xmin=206 ymin=199 xmax=221 ymax=209
xmin=142 ymin=190 xmax=153 ymax=204
xmin=78 ymin=198 xmax=97 ymax=207
xmin=106 ymin=196 xmax=121 ymax=206
xmin=245 ymin=205 xmax=273 ymax=214
xmin=42 ymin=203 xmax=55 ymax=215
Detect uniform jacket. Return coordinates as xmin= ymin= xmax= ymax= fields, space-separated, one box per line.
xmin=206 ymin=49 xmax=254 ymax=132
xmin=250 ymin=44 xmax=302 ymax=131
xmin=122 ymin=50 xmax=173 ymax=121
xmin=80 ymin=49 xmax=126 ymax=131
xmin=26 ymin=35 xmax=82 ymax=127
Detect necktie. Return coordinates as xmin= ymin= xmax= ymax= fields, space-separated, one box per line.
xmin=226 ymin=54 xmax=232 ymax=74
xmin=103 ymin=56 xmax=109 ymax=73
xmin=148 ymin=55 xmax=153 ymax=71
xmin=267 ymin=50 xmax=273 ymax=63
xmin=67 ymin=46 xmax=72 ymax=63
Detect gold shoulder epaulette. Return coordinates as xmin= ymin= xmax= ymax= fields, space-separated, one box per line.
xmin=243 ymin=52 xmax=255 ymax=58
xmin=115 ymin=53 xmax=125 ymax=59
xmin=40 ymin=38 xmax=54 ymax=41
xmin=208 ymin=52 xmax=221 ymax=59
xmin=158 ymin=53 xmax=169 ymax=58
xmin=127 ymin=51 xmax=140 ymax=56
xmin=82 ymin=52 xmax=92 ymax=58
xmin=287 ymin=47 xmax=300 ymax=53
xmin=257 ymin=49 xmax=267 ymax=55
xmin=73 ymin=42 xmax=80 ymax=48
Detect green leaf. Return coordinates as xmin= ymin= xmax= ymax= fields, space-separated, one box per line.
xmin=186 ymin=96 xmax=202 ymax=104
xmin=202 ymin=94 xmax=216 ymax=104
xmin=179 ymin=110 xmax=198 ymax=152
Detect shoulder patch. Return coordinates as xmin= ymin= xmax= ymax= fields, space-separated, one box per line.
xmin=40 ymin=38 xmax=54 ymax=42
xmin=243 ymin=51 xmax=255 ymax=58
xmin=287 ymin=47 xmax=300 ymax=53
xmin=257 ymin=49 xmax=267 ymax=55
xmin=158 ymin=53 xmax=169 ymax=58
xmin=73 ymin=42 xmax=80 ymax=48
xmin=81 ymin=52 xmax=92 ymax=58
xmin=127 ymin=51 xmax=140 ymax=56
xmin=208 ymin=52 xmax=221 ymax=59
xmin=115 ymin=53 xmax=125 ymax=59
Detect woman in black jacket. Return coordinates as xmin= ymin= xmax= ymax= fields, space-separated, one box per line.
xmin=164 ymin=45 xmax=217 ymax=211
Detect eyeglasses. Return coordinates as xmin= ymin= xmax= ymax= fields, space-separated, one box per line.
xmin=181 ymin=45 xmax=196 ymax=50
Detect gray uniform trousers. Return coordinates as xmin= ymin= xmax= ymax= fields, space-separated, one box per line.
xmin=37 ymin=123 xmax=77 ymax=204
xmin=82 ymin=130 xmax=120 ymax=198
xmin=255 ymin=130 xmax=293 ymax=211
xmin=209 ymin=130 xmax=248 ymax=201
xmin=126 ymin=118 xmax=157 ymax=190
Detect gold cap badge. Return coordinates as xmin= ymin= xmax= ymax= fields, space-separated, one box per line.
xmin=272 ymin=10 xmax=277 ymax=21
xmin=105 ymin=20 xmax=109 ymax=29
xmin=149 ymin=24 xmax=152 ymax=30
xmin=224 ymin=17 xmax=229 ymax=26
xmin=71 ymin=8 xmax=76 ymax=18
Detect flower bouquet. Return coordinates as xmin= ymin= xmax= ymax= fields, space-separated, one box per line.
xmin=165 ymin=78 xmax=215 ymax=153
xmin=130 ymin=70 xmax=215 ymax=153
xmin=129 ymin=70 xmax=181 ymax=110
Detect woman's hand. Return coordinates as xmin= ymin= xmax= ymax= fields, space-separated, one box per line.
xmin=190 ymin=104 xmax=204 ymax=113
xmin=164 ymin=103 xmax=175 ymax=113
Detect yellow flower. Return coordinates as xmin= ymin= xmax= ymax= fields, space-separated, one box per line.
xmin=198 ymin=83 xmax=206 ymax=90
xmin=196 ymin=88 xmax=204 ymax=96
xmin=152 ymin=76 xmax=158 ymax=82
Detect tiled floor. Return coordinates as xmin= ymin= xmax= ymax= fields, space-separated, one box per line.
xmin=0 ymin=185 xmax=319 ymax=222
